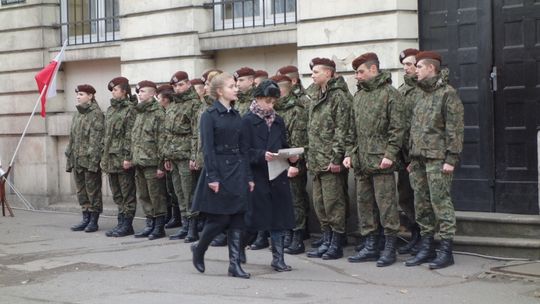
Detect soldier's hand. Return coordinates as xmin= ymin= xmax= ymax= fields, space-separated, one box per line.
xmin=288 ymin=166 xmax=299 ymax=178
xmin=265 ymin=151 xmax=275 ymax=162
xmin=442 ymin=163 xmax=454 ymax=174
xmin=343 ymin=157 xmax=351 ymax=169
xmin=156 ymin=169 xmax=165 ymax=179
xmin=189 ymin=160 xmax=199 ymax=171
xmin=164 ymin=160 xmax=172 ymax=171
xmin=379 ymin=157 xmax=393 ymax=169
xmin=248 ymin=181 xmax=255 ymax=192
xmin=123 ymin=160 xmax=132 ymax=170
xmin=407 ymin=164 xmax=412 ymax=173
xmin=208 ymin=182 xmax=219 ymax=193
xmin=328 ymin=163 xmax=341 ymax=173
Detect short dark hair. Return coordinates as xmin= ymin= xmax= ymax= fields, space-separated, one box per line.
xmin=363 ymin=60 xmax=380 ymax=70
xmin=421 ymin=59 xmax=440 ymax=73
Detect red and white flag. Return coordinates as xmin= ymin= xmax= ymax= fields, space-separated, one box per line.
xmin=34 ymin=40 xmax=67 ymax=117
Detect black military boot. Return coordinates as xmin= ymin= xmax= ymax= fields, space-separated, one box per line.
xmin=169 ymin=216 xmax=189 ymax=240
xmin=310 ymin=234 xmax=324 ymax=248
xmin=191 ymin=220 xmax=224 ymax=273
xmin=285 ymin=229 xmax=305 ymax=255
xmin=227 ymin=230 xmax=251 ymax=279
xmin=376 ymin=235 xmax=397 ymax=267
xmin=306 ymin=230 xmax=331 ymax=258
xmin=271 ymin=233 xmax=292 ymax=272
xmin=134 ymin=217 xmax=155 ymax=238
xmin=283 ymin=230 xmax=293 ymax=248
xmin=105 ymin=214 xmax=123 ymax=237
xmin=113 ymin=215 xmax=134 ymax=237
xmin=322 ymin=231 xmax=343 ymax=260
xmin=84 ymin=212 xmax=100 ymax=233
xmin=71 ymin=211 xmax=91 ymax=231
xmin=429 ymin=239 xmax=455 ymax=269
xmin=347 ymin=233 xmax=379 ymax=263
xmin=148 ymin=215 xmax=166 ymax=240
xmin=405 ymin=235 xmax=436 ymax=266
xmin=250 ymin=231 xmax=269 ymax=250
xmin=398 ymin=223 xmax=421 ymax=254
xmin=184 ymin=218 xmax=199 ymax=243
xmin=164 ymin=205 xmax=181 ymax=229
xmin=164 ymin=206 xmax=172 ymax=225
xmin=354 ymin=235 xmax=366 ymax=252
xmin=210 ymin=232 xmax=228 ymax=246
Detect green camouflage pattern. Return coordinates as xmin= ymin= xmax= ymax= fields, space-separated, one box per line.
xmin=312 ymin=172 xmax=346 ymax=233
xmin=108 ymin=170 xmax=137 ymax=217
xmin=409 ymin=72 xmax=464 ymax=166
xmin=135 ymin=166 xmax=167 ymax=218
xmin=74 ymin=168 xmax=103 ymax=213
xmin=101 ymin=98 xmax=136 ymax=173
xmin=409 ymin=158 xmax=456 ymax=239
xmin=131 ymin=98 xmax=166 ymax=168
xmin=235 ymin=86 xmax=254 ymax=116
xmin=191 ymin=95 xmax=214 ymax=168
xmin=66 ymin=101 xmax=105 ymax=173
xmin=170 ymin=159 xmax=195 ymax=218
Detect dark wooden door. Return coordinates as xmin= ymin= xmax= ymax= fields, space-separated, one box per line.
xmin=419 ymin=0 xmax=496 ymax=212
xmin=493 ymin=0 xmax=540 ymax=214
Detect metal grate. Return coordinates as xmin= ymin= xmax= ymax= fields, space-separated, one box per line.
xmin=1 ymin=0 xmax=25 ymax=5
xmin=211 ymin=0 xmax=297 ymax=31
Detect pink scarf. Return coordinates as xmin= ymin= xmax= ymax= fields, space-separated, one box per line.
xmin=249 ymin=100 xmax=276 ymax=128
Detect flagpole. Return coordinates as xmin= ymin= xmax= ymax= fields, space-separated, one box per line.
xmin=8 ymin=84 xmax=48 ymax=168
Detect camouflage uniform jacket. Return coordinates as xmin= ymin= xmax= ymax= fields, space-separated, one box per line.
xmin=346 ymin=71 xmax=404 ymax=175
xmin=163 ymin=87 xmax=200 ymax=161
xmin=307 ymin=77 xmax=351 ymax=172
xmin=101 ymin=98 xmax=136 ymax=173
xmin=398 ymin=74 xmax=421 ymax=164
xmin=191 ymin=95 xmax=214 ymax=168
xmin=65 ymin=101 xmax=105 ymax=173
xmin=131 ymin=98 xmax=166 ymax=168
xmin=236 ymin=87 xmax=254 ymax=116
xmin=409 ymin=72 xmax=464 ymax=166
xmin=274 ymin=92 xmax=309 ymax=158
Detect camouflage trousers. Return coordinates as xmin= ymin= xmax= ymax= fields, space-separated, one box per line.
xmin=341 ymin=169 xmax=351 ymax=222
xmin=409 ymin=157 xmax=456 ymax=240
xmin=170 ymin=160 xmax=197 ymax=219
xmin=289 ymin=163 xmax=310 ymax=230
xmin=73 ymin=167 xmax=103 ymax=213
xmin=312 ymin=171 xmax=346 ymax=233
xmin=108 ymin=169 xmax=137 ymax=217
xmin=165 ymin=171 xmax=179 ymax=208
xmin=356 ymin=173 xmax=399 ymax=236
xmin=397 ymin=168 xmax=416 ymax=224
xmin=135 ymin=166 xmax=167 ymax=218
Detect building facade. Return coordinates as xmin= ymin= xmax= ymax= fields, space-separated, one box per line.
xmin=0 ymin=0 xmax=538 ymax=215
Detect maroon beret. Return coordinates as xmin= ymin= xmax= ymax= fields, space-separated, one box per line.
xmin=201 ymin=69 xmax=223 ymax=83
xmin=156 ymin=84 xmax=174 ymax=95
xmin=271 ymin=75 xmax=292 ymax=83
xmin=170 ymin=71 xmax=189 ymax=85
xmin=416 ymin=51 xmax=442 ymax=64
xmin=309 ymin=57 xmax=336 ymax=70
xmin=352 ymin=52 xmax=379 ymax=71
xmin=233 ymin=67 xmax=256 ymax=79
xmin=277 ymin=65 xmax=298 ymax=75
xmin=75 ymin=84 xmax=96 ymax=95
xmin=399 ymin=48 xmax=419 ymax=63
xmin=136 ymin=80 xmax=157 ymax=93
xmin=107 ymin=77 xmax=129 ymax=91
xmin=190 ymin=78 xmax=204 ymax=86
xmin=254 ymin=70 xmax=269 ymax=79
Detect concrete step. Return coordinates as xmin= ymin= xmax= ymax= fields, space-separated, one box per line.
xmin=456 ymin=211 xmax=540 ymax=239
xmin=453 ymin=235 xmax=540 ymax=260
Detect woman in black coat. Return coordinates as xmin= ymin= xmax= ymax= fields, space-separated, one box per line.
xmin=241 ymin=79 xmax=297 ymax=272
xmin=191 ymin=73 xmax=254 ymax=279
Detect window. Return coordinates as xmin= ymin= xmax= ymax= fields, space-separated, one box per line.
xmin=60 ymin=0 xmax=120 ymax=45
xmin=212 ymin=0 xmax=297 ymax=31
xmin=1 ymin=0 xmax=25 ymax=5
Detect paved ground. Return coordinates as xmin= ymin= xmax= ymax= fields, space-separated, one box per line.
xmin=0 ymin=209 xmax=539 ymax=304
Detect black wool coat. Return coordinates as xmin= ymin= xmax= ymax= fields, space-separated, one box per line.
xmin=241 ymin=111 xmax=295 ymax=231
xmin=191 ymin=101 xmax=252 ymax=215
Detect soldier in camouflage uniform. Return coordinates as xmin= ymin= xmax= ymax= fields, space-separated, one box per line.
xmin=156 ymin=84 xmax=181 ymax=230
xmin=405 ymin=51 xmax=464 ymax=269
xmin=234 ymin=67 xmax=256 ymax=116
xmin=102 ymin=77 xmax=137 ymax=237
xmin=253 ymin=70 xmax=268 ymax=87
xmin=305 ymin=57 xmax=350 ymax=260
xmin=396 ymin=48 xmax=422 ymax=254
xmin=129 ymin=80 xmax=168 ymax=240
xmin=165 ymin=71 xmax=201 ymax=243
xmin=344 ymin=53 xmax=404 ymax=267
xmin=66 ymin=84 xmax=105 ymax=233
xmin=271 ymin=75 xmax=310 ymax=255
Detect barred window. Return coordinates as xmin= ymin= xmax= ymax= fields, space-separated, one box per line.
xmin=1 ymin=0 xmax=25 ymax=5
xmin=212 ymin=0 xmax=297 ymax=31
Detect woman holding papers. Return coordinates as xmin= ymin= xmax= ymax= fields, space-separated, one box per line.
xmin=241 ymin=79 xmax=297 ymax=272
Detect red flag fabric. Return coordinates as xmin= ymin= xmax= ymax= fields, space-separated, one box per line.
xmin=34 ymin=41 xmax=66 ymax=117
